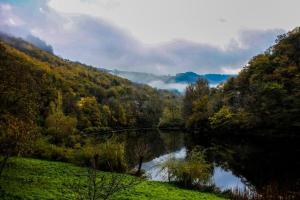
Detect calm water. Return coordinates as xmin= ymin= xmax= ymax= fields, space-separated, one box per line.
xmin=114 ymin=130 xmax=299 ymax=192
xmin=138 ymin=147 xmax=247 ymax=191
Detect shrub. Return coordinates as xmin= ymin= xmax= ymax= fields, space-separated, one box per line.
xmin=32 ymin=138 xmax=76 ymax=162
xmin=79 ymin=138 xmax=127 ymax=172
xmin=161 ymin=147 xmax=212 ymax=188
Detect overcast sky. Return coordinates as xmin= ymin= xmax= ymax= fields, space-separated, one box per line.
xmin=0 ymin=0 xmax=299 ymax=74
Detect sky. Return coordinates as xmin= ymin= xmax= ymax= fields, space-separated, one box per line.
xmin=0 ymin=0 xmax=299 ymax=75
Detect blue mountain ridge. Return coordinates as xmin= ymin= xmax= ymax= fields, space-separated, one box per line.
xmin=106 ymin=69 xmax=235 ymax=85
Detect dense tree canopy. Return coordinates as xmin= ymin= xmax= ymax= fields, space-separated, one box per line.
xmin=0 ymin=33 xmax=181 ymax=168
xmin=184 ymin=30 xmax=300 ymax=133
xmin=0 ymin=33 xmax=178 ymax=133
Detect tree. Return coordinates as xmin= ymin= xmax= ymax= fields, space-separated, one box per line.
xmin=159 ymin=100 xmax=183 ymax=128
xmin=183 ymin=79 xmax=210 ymax=129
xmin=101 ymin=105 xmax=112 ymax=127
xmin=134 ymin=140 xmax=150 ymax=176
xmin=185 ymin=96 xmax=210 ymax=130
xmin=70 ymin=158 xmax=141 ymax=200
xmin=209 ymin=106 xmax=233 ymax=129
xmin=184 ymin=30 xmax=300 ymax=132
xmin=45 ymin=92 xmax=77 ymax=144
xmin=183 ymin=79 xmax=209 ymax=119
xmin=136 ymin=95 xmax=163 ymax=128
xmin=77 ymin=97 xmax=102 ymax=128
xmin=0 ymin=114 xmax=37 ymax=177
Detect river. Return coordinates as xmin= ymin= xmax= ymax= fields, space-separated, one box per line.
xmin=113 ymin=129 xmax=299 ymax=193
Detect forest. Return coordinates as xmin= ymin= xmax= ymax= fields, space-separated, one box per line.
xmin=0 ymin=31 xmax=180 ymax=170
xmin=183 ymin=31 xmax=300 ymax=134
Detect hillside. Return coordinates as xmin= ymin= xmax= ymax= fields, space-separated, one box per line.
xmin=183 ymin=28 xmax=300 ymax=131
xmin=0 ymin=33 xmax=178 ymax=131
xmin=221 ymin=29 xmax=300 ymax=129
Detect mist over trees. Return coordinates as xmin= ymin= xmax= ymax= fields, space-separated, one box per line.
xmin=25 ymin=35 xmax=54 ymax=54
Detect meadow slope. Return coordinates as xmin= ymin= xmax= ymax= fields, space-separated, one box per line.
xmin=0 ymin=157 xmax=226 ymax=200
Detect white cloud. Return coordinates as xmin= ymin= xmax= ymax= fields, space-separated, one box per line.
xmin=0 ymin=0 xmax=287 ymax=75
xmin=7 ymin=18 xmax=16 ymax=26
xmin=148 ymin=80 xmax=188 ymax=92
xmin=47 ymin=0 xmax=300 ymax=47
xmin=221 ymin=67 xmax=242 ymax=74
xmin=39 ymin=7 xmax=45 ymax=13
xmin=0 ymin=3 xmax=11 ymax=11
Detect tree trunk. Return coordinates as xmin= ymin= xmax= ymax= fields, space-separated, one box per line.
xmin=137 ymin=156 xmax=144 ymax=176
xmin=0 ymin=156 xmax=9 ymax=177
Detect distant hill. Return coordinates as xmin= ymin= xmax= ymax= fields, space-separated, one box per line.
xmin=108 ymin=69 xmax=235 ymax=92
xmin=168 ymin=72 xmax=235 ymax=85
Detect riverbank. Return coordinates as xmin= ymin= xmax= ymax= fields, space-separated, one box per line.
xmin=0 ymin=157 xmax=226 ymax=200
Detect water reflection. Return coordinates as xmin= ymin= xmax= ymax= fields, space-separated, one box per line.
xmin=142 ymin=147 xmax=186 ymax=181
xmin=212 ymin=167 xmax=247 ymax=191
xmin=114 ymin=129 xmax=299 ymax=193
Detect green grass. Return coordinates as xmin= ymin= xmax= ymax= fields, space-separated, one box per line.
xmin=0 ymin=157 xmax=226 ymax=200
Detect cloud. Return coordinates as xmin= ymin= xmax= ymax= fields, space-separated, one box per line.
xmin=26 ymin=34 xmax=54 ymax=53
xmin=0 ymin=3 xmax=12 ymax=11
xmin=148 ymin=80 xmax=188 ymax=93
xmin=0 ymin=0 xmax=285 ymax=75
xmin=218 ymin=18 xmax=227 ymax=23
xmin=153 ymin=28 xmax=283 ymax=73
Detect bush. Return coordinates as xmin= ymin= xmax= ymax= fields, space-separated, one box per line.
xmin=32 ymin=138 xmax=76 ymax=162
xmin=32 ymin=136 xmax=127 ymax=173
xmin=79 ymin=138 xmax=127 ymax=172
xmin=161 ymin=147 xmax=212 ymax=188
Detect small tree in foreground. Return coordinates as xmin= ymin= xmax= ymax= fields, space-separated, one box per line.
xmin=70 ymin=158 xmax=141 ymax=200
xmin=134 ymin=140 xmax=150 ymax=176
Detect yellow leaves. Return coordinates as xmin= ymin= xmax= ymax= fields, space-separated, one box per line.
xmin=77 ymin=96 xmax=98 ymax=108
xmin=209 ymin=106 xmax=233 ymax=129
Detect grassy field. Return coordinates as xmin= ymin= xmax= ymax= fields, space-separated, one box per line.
xmin=0 ymin=157 xmax=226 ymax=200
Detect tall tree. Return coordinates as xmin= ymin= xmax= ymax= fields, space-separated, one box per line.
xmin=45 ymin=92 xmax=77 ymax=144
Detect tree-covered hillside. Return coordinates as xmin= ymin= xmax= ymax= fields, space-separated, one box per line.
xmin=0 ymin=33 xmax=179 ymax=132
xmin=0 ymin=33 xmax=183 ymax=174
xmin=183 ymin=29 xmax=300 ymax=133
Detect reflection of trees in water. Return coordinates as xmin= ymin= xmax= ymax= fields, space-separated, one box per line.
xmin=114 ymin=130 xmax=299 ymax=195
xmin=123 ymin=130 xmax=165 ymax=167
xmin=187 ymin=134 xmax=300 ymax=194
xmin=121 ymin=130 xmax=185 ymax=167
xmin=158 ymin=130 xmax=185 ymax=152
